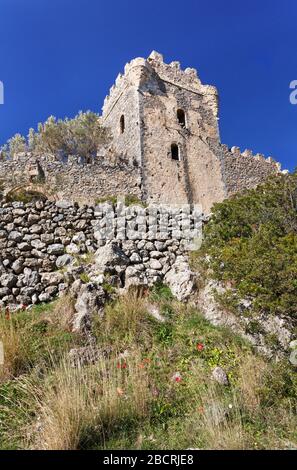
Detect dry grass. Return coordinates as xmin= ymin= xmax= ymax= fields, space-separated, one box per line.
xmin=197 ymin=388 xmax=248 ymax=450
xmin=49 ymin=294 xmax=76 ymax=331
xmin=0 ymin=315 xmax=23 ymax=382
xmin=0 ymin=296 xmax=76 ymax=384
xmin=237 ymin=355 xmax=267 ymax=414
xmin=103 ymin=290 xmax=149 ymax=345
xmin=183 ymin=364 xmax=251 ymax=450
xmin=30 ymin=351 xmax=151 ymax=450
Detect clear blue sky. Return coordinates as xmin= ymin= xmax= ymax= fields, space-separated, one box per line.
xmin=0 ymin=0 xmax=296 ymax=171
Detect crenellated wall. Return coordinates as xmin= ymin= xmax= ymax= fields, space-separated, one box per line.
xmin=0 ymin=51 xmax=287 ymax=212
xmin=218 ymin=145 xmax=282 ymax=196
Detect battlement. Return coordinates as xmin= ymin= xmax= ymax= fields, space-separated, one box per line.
xmin=0 ymin=52 xmax=286 ymax=213
xmin=102 ymin=51 xmax=218 ymax=118
xmin=220 ymin=144 xmax=283 ymax=172
xmin=218 ymin=143 xmax=286 ymax=197
xmin=146 ymin=50 xmax=217 ymax=96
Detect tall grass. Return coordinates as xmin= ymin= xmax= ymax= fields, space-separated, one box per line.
xmin=0 ymin=296 xmax=76 ymax=383
xmin=1 ymin=292 xmax=296 ymax=450
xmin=30 ymin=352 xmax=151 ymax=450
xmin=0 ymin=314 xmax=23 ymax=382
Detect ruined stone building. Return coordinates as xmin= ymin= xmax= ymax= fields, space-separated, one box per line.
xmin=102 ymin=51 xmax=283 ymax=212
xmin=0 ymin=51 xmax=284 ymax=212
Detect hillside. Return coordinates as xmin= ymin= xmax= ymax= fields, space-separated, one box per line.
xmin=0 ymin=174 xmax=296 ymax=450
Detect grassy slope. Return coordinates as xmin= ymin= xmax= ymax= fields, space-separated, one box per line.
xmin=0 ymin=285 xmax=296 ymax=450
xmin=0 ymin=174 xmax=297 ymax=450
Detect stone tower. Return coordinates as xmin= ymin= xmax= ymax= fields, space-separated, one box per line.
xmin=102 ymin=51 xmax=280 ymax=213
xmin=102 ymin=51 xmax=226 ymax=212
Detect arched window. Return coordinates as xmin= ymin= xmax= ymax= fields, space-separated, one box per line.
xmin=120 ymin=115 xmax=125 ymax=133
xmin=171 ymin=143 xmax=180 ymax=161
xmin=177 ymin=109 xmax=186 ymax=128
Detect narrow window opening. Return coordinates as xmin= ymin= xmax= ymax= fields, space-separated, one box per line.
xmin=177 ymin=109 xmax=186 ymax=128
xmin=171 ymin=143 xmax=180 ymax=161
xmin=120 ymin=115 xmax=125 ymax=133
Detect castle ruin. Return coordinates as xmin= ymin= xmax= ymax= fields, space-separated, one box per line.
xmin=0 ymin=51 xmax=284 ymax=212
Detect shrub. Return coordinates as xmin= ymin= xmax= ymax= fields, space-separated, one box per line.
xmin=1 ymin=111 xmax=110 ymax=162
xmin=198 ymin=173 xmax=297 ymax=319
xmin=5 ymin=188 xmax=47 ymax=204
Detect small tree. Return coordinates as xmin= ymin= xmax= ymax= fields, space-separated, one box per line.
xmin=0 ymin=144 xmax=8 ymax=160
xmin=28 ymin=128 xmax=40 ymax=153
xmin=7 ymin=133 xmax=27 ymax=158
xmin=36 ymin=111 xmax=109 ymax=161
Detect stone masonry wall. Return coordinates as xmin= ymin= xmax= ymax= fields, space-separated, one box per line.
xmin=0 ymin=52 xmax=286 ymax=213
xmin=219 ymin=145 xmax=281 ymax=196
xmin=0 ymin=199 xmax=199 ymax=307
xmin=0 ymin=154 xmax=141 ymax=204
xmin=101 ymin=51 xmax=227 ymax=212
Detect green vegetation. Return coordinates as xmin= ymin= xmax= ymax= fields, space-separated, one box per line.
xmin=95 ymin=195 xmax=118 ymax=205
xmin=0 ymin=111 xmax=109 ymax=162
xmin=5 ymin=188 xmax=47 ymax=204
xmin=191 ymin=173 xmax=297 ymax=320
xmin=95 ymin=194 xmax=146 ymax=207
xmin=1 ymin=174 xmax=297 ymax=449
xmin=0 ymin=291 xmax=296 ymax=450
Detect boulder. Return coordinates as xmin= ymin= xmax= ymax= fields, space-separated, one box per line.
xmin=38 ymin=292 xmax=51 ymax=302
xmin=211 ymin=366 xmax=229 ymax=386
xmin=0 ymin=273 xmax=18 ymax=288
xmin=8 ymin=231 xmax=22 ymax=242
xmin=95 ymin=243 xmax=129 ymax=272
xmin=31 ymin=239 xmax=46 ymax=250
xmin=164 ymin=256 xmax=195 ymax=301
xmin=149 ymin=259 xmax=162 ymax=270
xmin=41 ymin=272 xmax=64 ymax=286
xmin=0 ymin=287 xmax=10 ymax=298
xmin=66 ymin=243 xmax=80 ymax=255
xmin=125 ymin=265 xmax=147 ymax=289
xmin=23 ymin=268 xmax=40 ymax=287
xmin=11 ymin=259 xmax=24 ymax=274
xmin=72 ymin=283 xmax=106 ymax=333
xmin=47 ymin=243 xmax=65 ymax=255
xmin=56 ymin=254 xmax=74 ymax=268
xmin=56 ymin=200 xmax=73 ymax=209
xmin=146 ymin=303 xmax=166 ymax=323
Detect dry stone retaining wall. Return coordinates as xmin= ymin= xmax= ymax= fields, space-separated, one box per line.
xmin=0 ymin=199 xmax=198 ymax=307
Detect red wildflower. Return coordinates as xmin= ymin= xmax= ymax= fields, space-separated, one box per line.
xmin=196 ymin=343 xmax=204 ymax=351
xmin=172 ymin=372 xmax=182 ymax=383
xmin=117 ymin=361 xmax=127 ymax=369
xmin=139 ymin=358 xmax=151 ymax=368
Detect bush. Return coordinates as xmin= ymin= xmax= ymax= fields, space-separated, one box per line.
xmin=5 ymin=188 xmax=47 ymax=204
xmin=198 ymin=173 xmax=297 ymax=319
xmin=1 ymin=111 xmax=110 ymax=162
